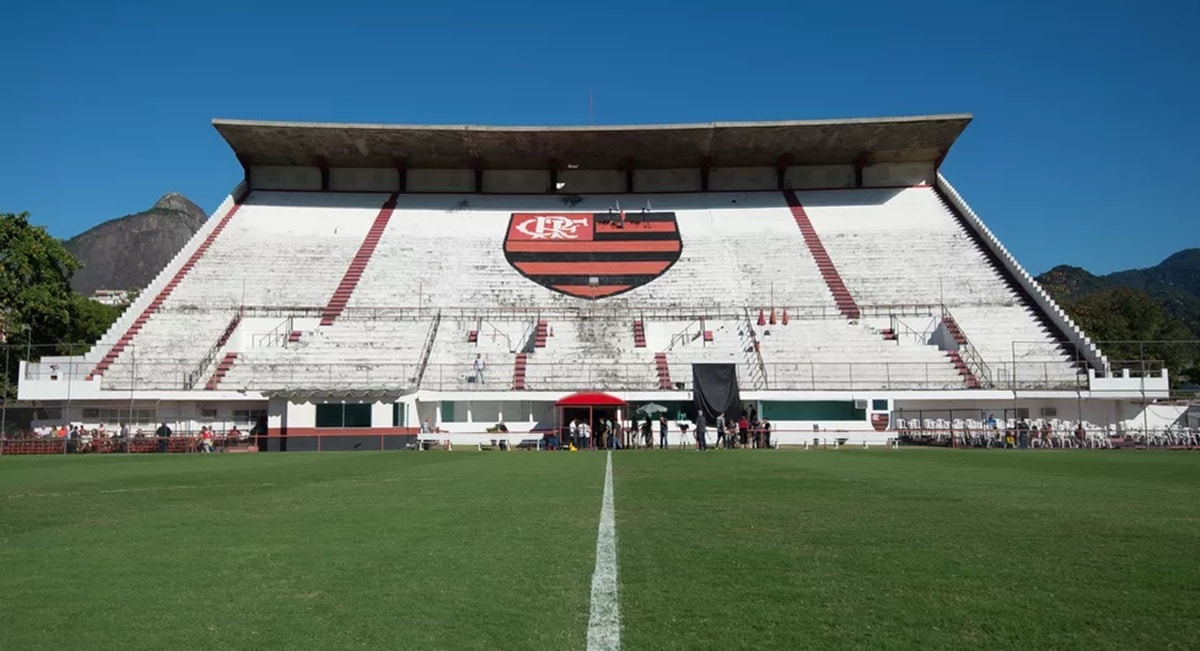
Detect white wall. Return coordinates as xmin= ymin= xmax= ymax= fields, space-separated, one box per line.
xmin=250 ymin=165 xmax=322 ymax=191
xmin=287 ymin=401 xmax=317 ymax=428
xmin=785 ymin=165 xmax=855 ymax=189
xmin=330 ymin=168 xmax=399 ymax=192
xmin=634 ymin=168 xmax=702 ymax=192
xmin=710 ymin=167 xmax=776 ymax=191
xmin=371 ymin=402 xmax=393 ymax=427
xmin=863 ymin=163 xmax=934 ymax=187
xmin=408 ymin=169 xmax=475 ymax=193
xmin=559 ymin=169 xmax=624 ymax=193
xmin=483 ymin=170 xmax=550 ymax=193
xmin=269 ymin=396 xmax=288 ymax=432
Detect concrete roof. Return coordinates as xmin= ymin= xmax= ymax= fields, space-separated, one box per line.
xmin=213 ymin=114 xmax=972 ymax=170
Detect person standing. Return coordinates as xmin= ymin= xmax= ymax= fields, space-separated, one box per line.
xmin=473 ymin=354 xmax=485 ymax=384
xmin=715 ymin=412 xmax=726 ymax=449
xmin=155 ymin=421 xmax=172 ymax=454
xmin=658 ymin=414 xmax=669 ymax=449
xmin=695 ymin=411 xmax=708 ymax=450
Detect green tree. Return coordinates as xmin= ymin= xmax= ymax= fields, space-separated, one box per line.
xmin=1 ymin=212 xmax=121 ymax=399
xmin=67 ymin=293 xmax=121 ymax=347
xmin=1061 ymin=287 xmax=1197 ymax=383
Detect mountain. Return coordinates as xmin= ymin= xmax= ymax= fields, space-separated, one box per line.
xmin=65 ymin=193 xmax=208 ymax=295
xmin=1038 ymin=249 xmax=1200 ymax=337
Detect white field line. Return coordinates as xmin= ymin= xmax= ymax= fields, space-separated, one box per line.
xmin=587 ymin=451 xmax=620 ymax=651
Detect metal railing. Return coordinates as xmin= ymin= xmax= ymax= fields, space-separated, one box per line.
xmin=221 ymin=302 xmax=948 ymax=324
xmin=254 ymin=315 xmax=293 ymax=349
xmin=184 ymin=308 xmax=242 ymax=390
xmin=414 ymin=310 xmax=441 ymax=387
xmin=940 ymin=306 xmax=994 ymax=388
xmin=50 ymin=358 xmax=1108 ymax=393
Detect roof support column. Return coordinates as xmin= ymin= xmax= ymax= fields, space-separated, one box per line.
xmin=548 ymin=159 xmax=559 ymax=193
xmin=314 ymin=156 xmax=330 ymax=191
xmin=472 ymin=158 xmax=484 ymax=194
xmin=776 ymin=154 xmax=792 ymax=190
xmin=235 ymin=154 xmax=252 ymax=191
xmin=393 ymin=157 xmax=407 ymax=193
xmin=700 ymin=156 xmax=713 ymax=192
xmin=623 ymin=158 xmax=635 ymax=193
xmin=854 ymin=152 xmax=872 ymax=188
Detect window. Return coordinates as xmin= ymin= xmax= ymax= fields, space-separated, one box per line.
xmin=80 ymin=407 xmax=155 ymax=424
xmin=872 ymin=399 xmax=889 ymax=411
xmin=315 ymin=404 xmax=342 ymax=428
xmin=315 ymin=403 xmax=372 ymax=429
xmin=233 ymin=409 xmax=266 ymax=426
xmin=762 ymin=401 xmax=866 ymax=421
xmin=1040 ymin=407 xmax=1057 ymax=418
xmin=201 ymin=409 xmax=218 ymax=419
xmin=393 ymin=403 xmax=406 ymax=427
xmin=344 ymin=404 xmax=371 ymax=428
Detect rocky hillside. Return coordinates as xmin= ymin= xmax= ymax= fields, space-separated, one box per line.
xmin=65 ymin=193 xmax=208 ymax=294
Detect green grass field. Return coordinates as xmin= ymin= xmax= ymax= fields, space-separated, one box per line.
xmin=2 ymin=449 xmax=1198 ymax=650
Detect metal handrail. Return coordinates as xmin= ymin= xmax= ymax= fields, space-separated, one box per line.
xmin=939 ymin=306 xmax=994 ymax=387
xmin=184 ymin=308 xmax=242 ymax=390
xmin=414 ymin=310 xmax=441 ymax=387
xmin=741 ymin=307 xmax=769 ymax=390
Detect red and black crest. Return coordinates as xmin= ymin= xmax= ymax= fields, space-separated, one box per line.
xmin=503 ymin=211 xmax=682 ymax=299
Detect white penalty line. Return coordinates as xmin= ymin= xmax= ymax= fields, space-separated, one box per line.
xmin=587 ymin=450 xmax=620 ymax=651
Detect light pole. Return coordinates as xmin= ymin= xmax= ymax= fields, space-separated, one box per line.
xmin=22 ymin=324 xmax=31 ymax=364
xmin=2 ymin=345 xmax=9 ymax=438
xmin=1011 ymin=340 xmax=1018 ymax=423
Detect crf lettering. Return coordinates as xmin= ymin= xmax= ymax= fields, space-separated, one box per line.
xmin=516 ymin=215 xmax=589 ymax=239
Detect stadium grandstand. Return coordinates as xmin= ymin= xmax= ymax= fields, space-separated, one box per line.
xmin=15 ymin=114 xmax=1177 ymax=450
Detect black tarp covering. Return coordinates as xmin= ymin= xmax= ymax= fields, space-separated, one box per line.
xmin=692 ymin=363 xmax=741 ymax=423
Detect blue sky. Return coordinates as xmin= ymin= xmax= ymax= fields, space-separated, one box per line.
xmin=2 ymin=0 xmax=1196 ymax=275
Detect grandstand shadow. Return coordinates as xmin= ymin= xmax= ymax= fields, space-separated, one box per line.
xmin=792 ymin=187 xmax=906 ymax=207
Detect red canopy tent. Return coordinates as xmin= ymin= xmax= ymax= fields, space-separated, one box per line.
xmin=555 ymin=392 xmax=626 ymax=449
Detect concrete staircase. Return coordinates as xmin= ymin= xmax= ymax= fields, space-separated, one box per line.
xmin=655 ymin=352 xmax=673 ymax=389
xmin=783 ymin=189 xmax=860 ymax=319
xmin=512 ymin=353 xmax=528 ymax=390
xmin=204 ymin=353 xmax=239 ymax=390
xmin=946 ymin=350 xmax=981 ymax=389
xmin=941 ymin=315 xmax=982 ymax=388
xmin=320 ymin=193 xmax=398 ymax=325
xmin=633 ymin=320 xmax=646 ymax=348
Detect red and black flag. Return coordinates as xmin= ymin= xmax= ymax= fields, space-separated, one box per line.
xmin=503 ymin=211 xmax=682 ymax=299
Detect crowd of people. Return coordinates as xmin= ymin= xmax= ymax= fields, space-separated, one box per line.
xmin=554 ymin=410 xmax=774 ymax=451
xmin=1 ymin=422 xmax=254 ymax=454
